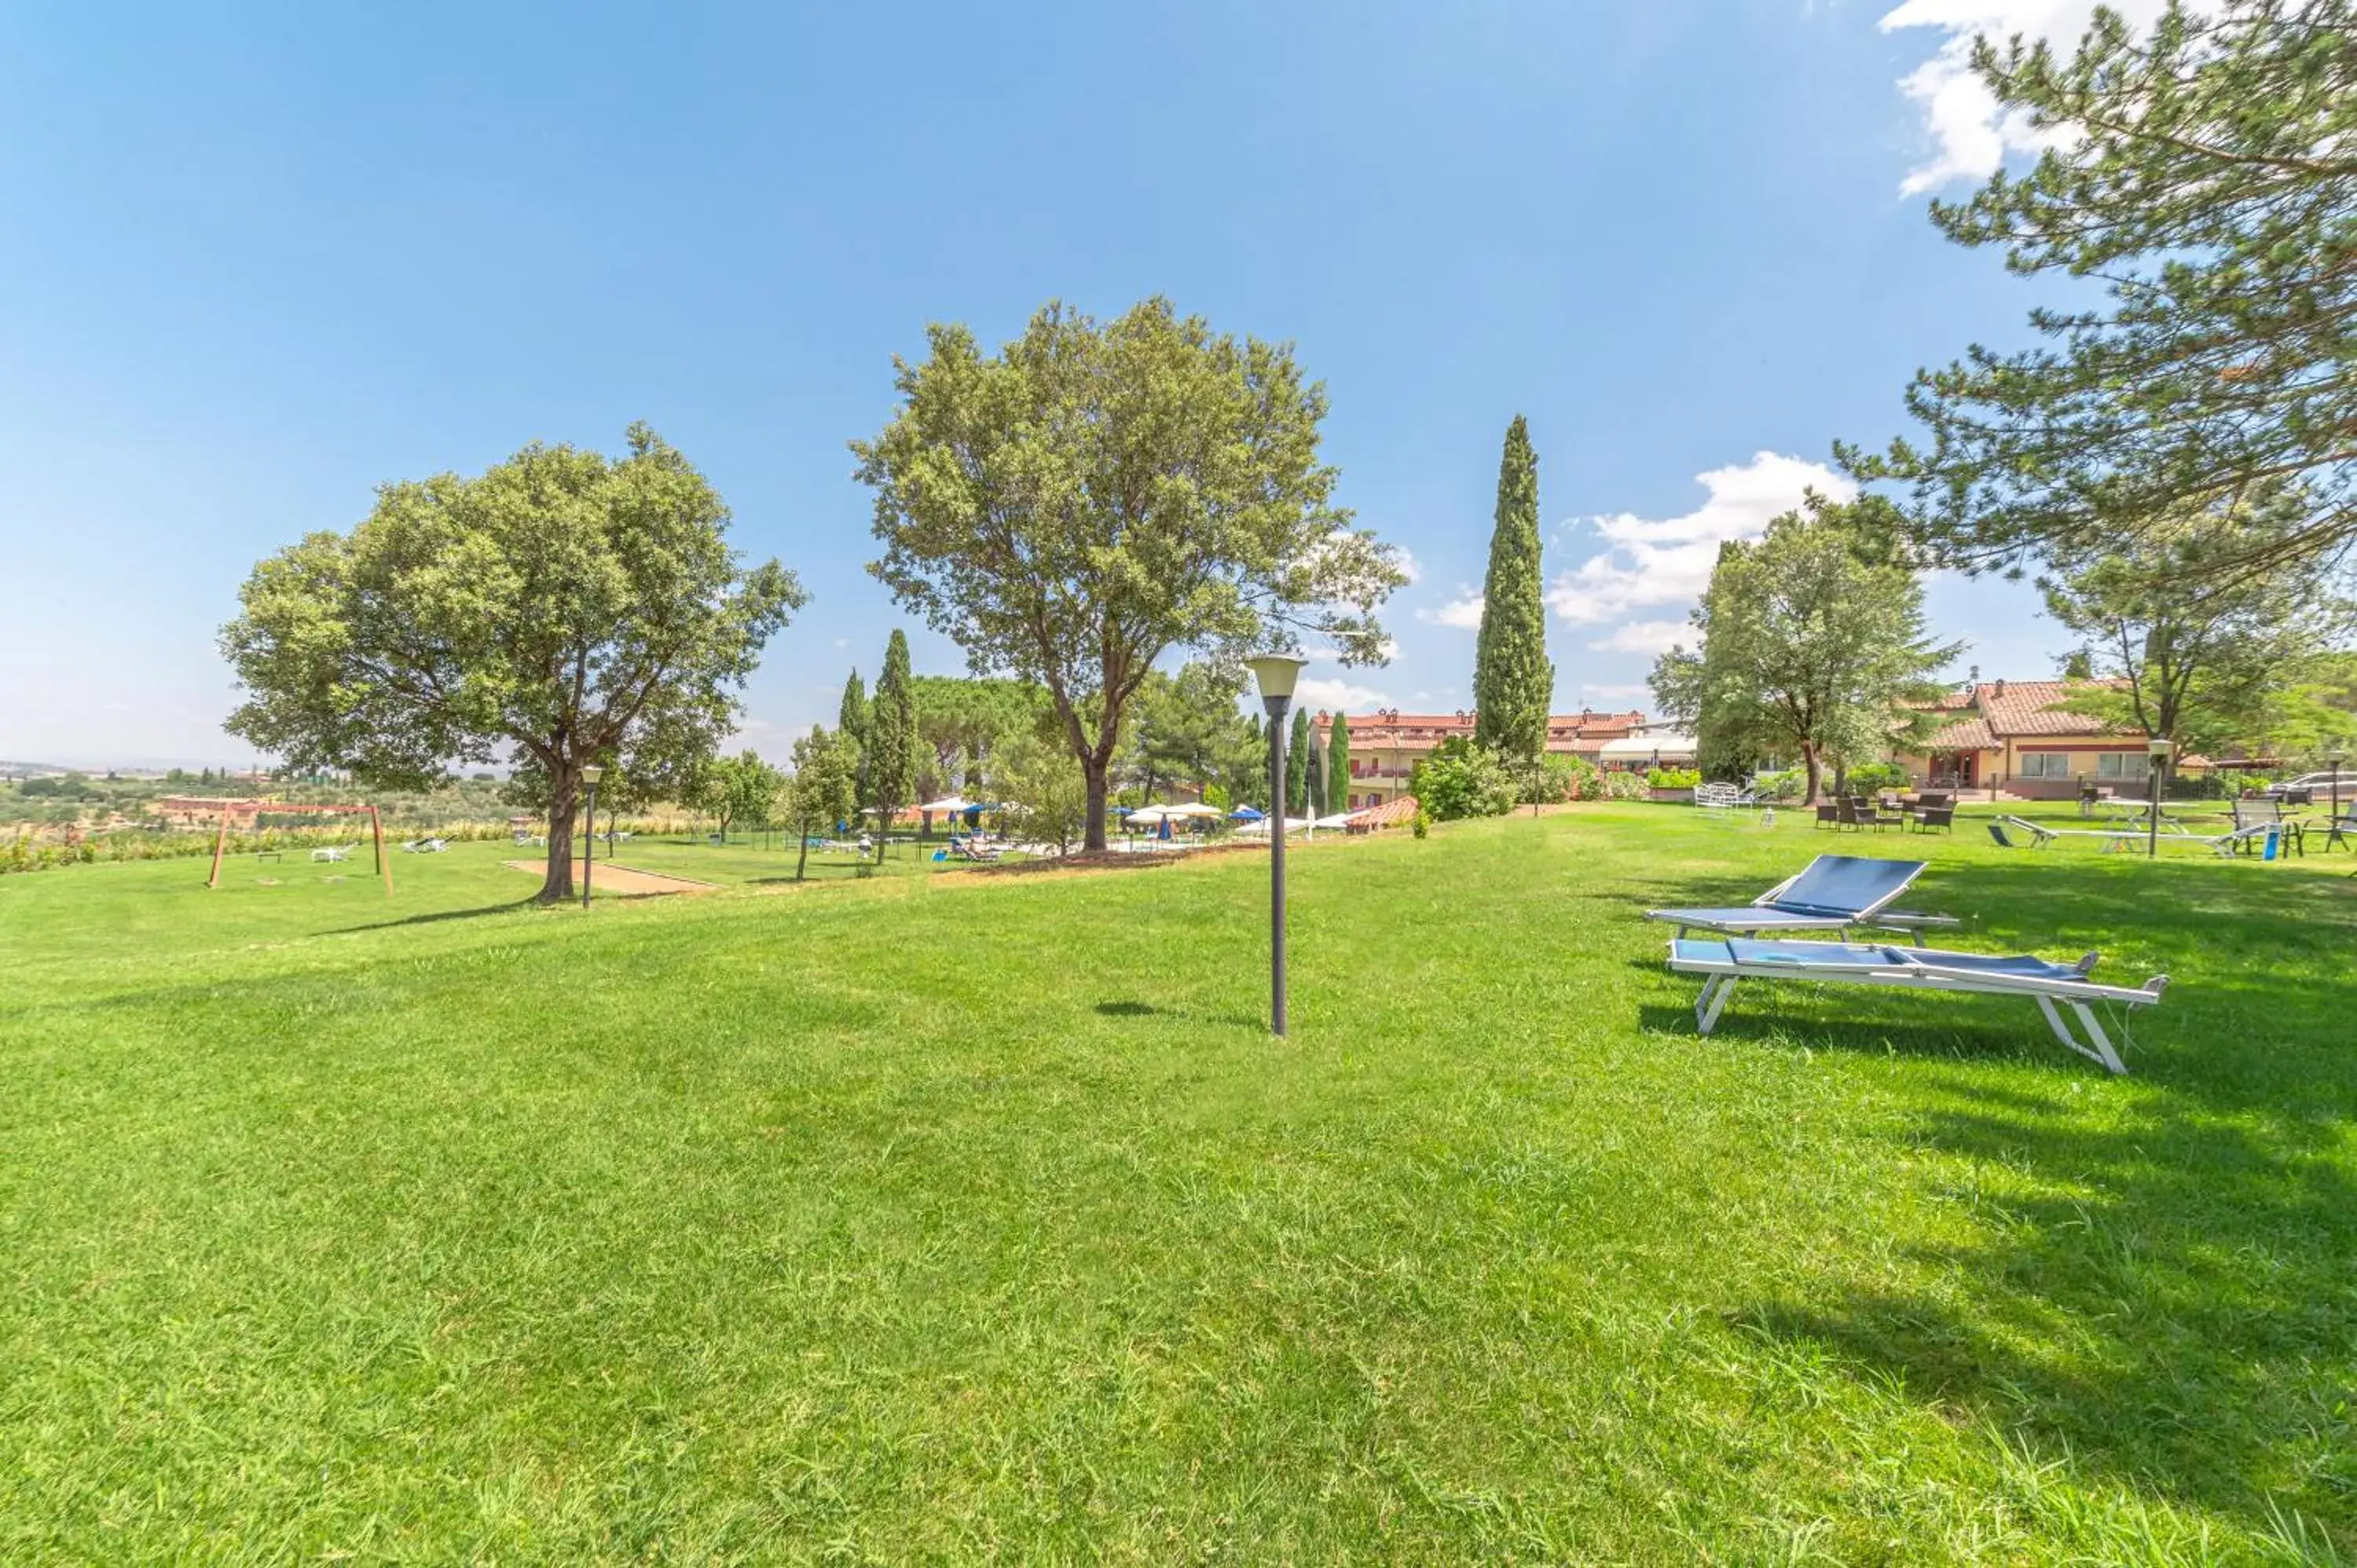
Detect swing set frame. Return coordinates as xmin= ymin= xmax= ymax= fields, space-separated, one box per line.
xmin=205 ymin=800 xmax=393 ymax=896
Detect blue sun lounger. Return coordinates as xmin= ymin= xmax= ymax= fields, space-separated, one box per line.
xmin=1644 ymin=855 xmax=1959 ymax=946
xmin=1666 ymin=936 xmax=2169 ymax=1075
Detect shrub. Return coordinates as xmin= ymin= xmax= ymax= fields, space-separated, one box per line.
xmin=1600 ymin=770 xmax=1649 ymax=801
xmin=1645 ymin=767 xmax=1702 ymax=789
xmin=1409 ymin=738 xmax=1517 ymax=821
xmin=1518 ymin=752 xmax=1598 ymax=805
xmin=1845 ymin=761 xmax=1910 ymax=794
xmin=1411 ymin=808 xmax=1431 ymax=839
xmin=1751 ymin=769 xmax=1803 ymax=802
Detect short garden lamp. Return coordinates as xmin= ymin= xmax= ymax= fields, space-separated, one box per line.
xmin=580 ymin=764 xmax=604 ymax=909
xmin=2143 ymin=738 xmax=2171 ymax=859
xmin=1244 ymin=654 xmax=1307 ymax=1037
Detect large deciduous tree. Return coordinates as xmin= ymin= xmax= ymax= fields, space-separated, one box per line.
xmin=1650 ymin=497 xmax=1961 ymax=804
xmin=2042 ymin=498 xmax=2352 ymax=754
xmin=868 ymin=629 xmax=919 ymax=856
xmin=1474 ymin=414 xmax=1552 ymax=760
xmin=221 ymin=424 xmax=802 ymax=902
xmin=853 ymin=297 xmax=1405 ymax=851
xmin=1843 ymin=1 xmax=2357 ymax=582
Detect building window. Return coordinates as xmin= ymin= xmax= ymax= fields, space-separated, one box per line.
xmin=2095 ymin=752 xmax=2150 ymax=781
xmin=2018 ymin=752 xmax=2070 ymax=779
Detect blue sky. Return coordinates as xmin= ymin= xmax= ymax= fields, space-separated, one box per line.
xmin=0 ymin=0 xmax=2132 ymax=768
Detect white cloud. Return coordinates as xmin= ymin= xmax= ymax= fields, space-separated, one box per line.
xmin=1417 ymin=591 xmax=1485 ymax=629
xmin=1296 ymin=675 xmax=1390 ymax=713
xmin=1587 ymin=619 xmax=1691 ymax=655
xmin=1879 ymin=0 xmax=2179 ymax=194
xmin=1546 ymin=451 xmax=1852 ymax=625
xmin=1579 ymin=683 xmax=1652 ymax=703
xmin=1392 ymin=548 xmax=1424 ymax=584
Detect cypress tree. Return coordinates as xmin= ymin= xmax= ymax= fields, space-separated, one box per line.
xmin=867 ymin=632 xmax=918 ymax=859
xmin=1474 ymin=415 xmax=1552 ymax=762
xmin=1286 ymin=705 xmax=1312 ymax=815
xmin=1329 ymin=713 xmax=1352 ymax=811
xmin=838 ymin=669 xmax=871 ymax=815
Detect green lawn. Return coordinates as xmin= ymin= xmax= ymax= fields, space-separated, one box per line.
xmin=2 ymin=809 xmax=2352 ymax=1563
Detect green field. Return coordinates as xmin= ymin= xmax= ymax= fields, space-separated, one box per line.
xmin=3 ymin=808 xmax=2352 ymax=1563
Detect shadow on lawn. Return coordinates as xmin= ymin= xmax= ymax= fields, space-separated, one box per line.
xmin=326 ymin=898 xmax=541 ymax=934
xmin=1730 ymin=1083 xmax=2357 ymax=1538
xmin=1703 ymin=859 xmax=2357 ymax=1539
xmin=1093 ymin=998 xmax=1264 ymax=1031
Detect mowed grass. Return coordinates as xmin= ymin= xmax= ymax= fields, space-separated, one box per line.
xmin=2 ymin=810 xmax=2353 ymax=1563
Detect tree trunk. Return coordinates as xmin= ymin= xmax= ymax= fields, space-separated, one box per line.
xmin=1800 ymin=743 xmax=1823 ymax=807
xmin=541 ymin=776 xmax=579 ymax=903
xmin=1083 ymin=757 xmax=1110 ymax=852
xmin=795 ymin=826 xmax=810 ymax=881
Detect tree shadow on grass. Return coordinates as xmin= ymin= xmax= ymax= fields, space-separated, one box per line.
xmin=1093 ymin=998 xmax=1264 ymax=1031
xmin=1728 ymin=1086 xmax=2357 ymax=1540
xmin=1695 ymin=859 xmax=2357 ymax=1540
xmin=326 ymin=898 xmax=541 ymax=935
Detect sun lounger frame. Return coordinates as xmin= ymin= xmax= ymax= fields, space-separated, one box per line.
xmin=1670 ymin=938 xmax=2168 ymax=1075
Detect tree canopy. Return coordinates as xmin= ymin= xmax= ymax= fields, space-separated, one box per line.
xmin=2042 ymin=499 xmax=2352 ymax=754
xmin=780 ymin=725 xmax=858 ymax=881
xmin=911 ymin=674 xmax=1047 ymax=800
xmin=1650 ymin=497 xmax=1960 ymax=804
xmin=1843 ymin=1 xmax=2357 ymax=583
xmin=853 ymin=297 xmax=1405 ymax=849
xmin=1474 ymin=415 xmax=1552 ymax=761
xmin=688 ymin=749 xmax=780 ymax=842
xmin=1122 ymin=663 xmax=1260 ymax=809
xmin=220 ymin=424 xmax=802 ymax=901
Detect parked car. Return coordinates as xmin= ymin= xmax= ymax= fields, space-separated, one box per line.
xmin=2264 ymin=771 xmax=2351 ymax=799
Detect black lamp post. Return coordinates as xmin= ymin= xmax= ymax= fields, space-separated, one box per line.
xmin=1245 ymin=654 xmax=1307 ymax=1037
xmin=2144 ymin=738 xmax=2170 ymax=859
xmin=2331 ymin=750 xmax=2344 ymax=826
xmin=580 ymin=764 xmax=603 ymax=909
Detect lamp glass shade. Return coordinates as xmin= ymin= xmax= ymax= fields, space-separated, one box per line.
xmin=580 ymin=764 xmax=605 ymax=785
xmin=2145 ymin=738 xmax=2172 ymax=762
xmin=1242 ymin=654 xmax=1307 ymax=703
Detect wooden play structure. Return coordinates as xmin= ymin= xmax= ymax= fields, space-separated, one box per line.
xmin=205 ymin=800 xmax=392 ymax=896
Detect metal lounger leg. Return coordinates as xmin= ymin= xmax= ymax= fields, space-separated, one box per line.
xmin=1696 ymin=976 xmax=1737 ymax=1035
xmin=2033 ymin=993 xmax=2129 ymax=1075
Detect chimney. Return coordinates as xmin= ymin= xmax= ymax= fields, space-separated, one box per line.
xmin=1993 ymin=679 xmax=2007 ymax=698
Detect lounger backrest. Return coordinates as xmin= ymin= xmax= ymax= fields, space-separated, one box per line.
xmin=1767 ymin=855 xmax=1925 ymax=918
xmin=1987 ymin=821 xmax=2016 ymax=848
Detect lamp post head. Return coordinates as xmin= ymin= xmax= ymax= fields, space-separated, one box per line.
xmin=2145 ymin=738 xmax=2172 ymax=764
xmin=1243 ymin=654 xmax=1307 ymax=705
xmin=580 ymin=764 xmax=605 ymax=786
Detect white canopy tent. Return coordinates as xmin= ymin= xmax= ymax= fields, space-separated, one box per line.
xmin=1598 ymin=734 xmax=1698 ymax=765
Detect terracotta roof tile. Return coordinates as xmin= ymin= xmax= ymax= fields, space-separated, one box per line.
xmin=1974 ymin=680 xmax=2124 ymax=737
xmin=1923 ymin=716 xmax=1996 ymax=750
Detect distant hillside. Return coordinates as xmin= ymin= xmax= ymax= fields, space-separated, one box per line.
xmin=0 ymin=761 xmax=75 ymax=778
